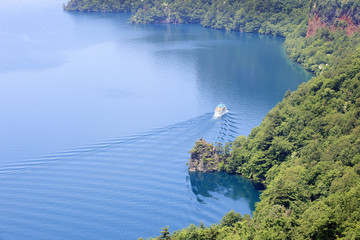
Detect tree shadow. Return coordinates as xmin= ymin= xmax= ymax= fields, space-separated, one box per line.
xmin=189 ymin=171 xmax=261 ymax=212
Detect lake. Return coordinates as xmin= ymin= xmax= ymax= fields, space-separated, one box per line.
xmin=0 ymin=0 xmax=312 ymax=239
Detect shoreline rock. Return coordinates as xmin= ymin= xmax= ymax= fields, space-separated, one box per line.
xmin=188 ymin=138 xmax=224 ymax=172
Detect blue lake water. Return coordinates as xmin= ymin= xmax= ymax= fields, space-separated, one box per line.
xmin=0 ymin=0 xmax=312 ymax=239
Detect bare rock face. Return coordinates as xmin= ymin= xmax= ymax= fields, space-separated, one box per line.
xmin=306 ymin=1 xmax=360 ymax=38
xmin=188 ymin=138 xmax=222 ymax=172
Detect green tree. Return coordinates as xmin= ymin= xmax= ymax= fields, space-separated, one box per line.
xmin=158 ymin=226 xmax=171 ymax=240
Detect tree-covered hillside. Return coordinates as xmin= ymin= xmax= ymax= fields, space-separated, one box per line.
xmin=65 ymin=0 xmax=310 ymax=37
xmin=217 ymin=42 xmax=360 ymax=186
xmin=155 ymin=40 xmax=360 ymax=240
xmin=129 ymin=0 xmax=309 ymax=36
xmin=64 ymin=0 xmax=144 ymax=12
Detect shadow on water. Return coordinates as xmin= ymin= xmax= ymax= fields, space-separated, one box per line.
xmin=189 ymin=171 xmax=261 ymax=212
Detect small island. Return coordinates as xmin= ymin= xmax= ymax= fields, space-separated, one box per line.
xmin=188 ymin=138 xmax=224 ymax=172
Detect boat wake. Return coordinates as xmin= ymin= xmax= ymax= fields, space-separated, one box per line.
xmin=0 ymin=112 xmax=240 ymax=173
xmin=0 ymin=111 xmax=248 ymax=240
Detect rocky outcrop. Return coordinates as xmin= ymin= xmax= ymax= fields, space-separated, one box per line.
xmin=188 ymin=138 xmax=223 ymax=172
xmin=306 ymin=1 xmax=360 ymax=37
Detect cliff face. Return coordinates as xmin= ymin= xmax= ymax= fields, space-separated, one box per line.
xmin=188 ymin=138 xmax=223 ymax=172
xmin=306 ymin=1 xmax=360 ymax=37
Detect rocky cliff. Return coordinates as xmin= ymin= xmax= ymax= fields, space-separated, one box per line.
xmin=188 ymin=138 xmax=224 ymax=172
xmin=306 ymin=1 xmax=360 ymax=37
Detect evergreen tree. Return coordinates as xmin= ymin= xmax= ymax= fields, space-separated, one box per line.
xmin=158 ymin=226 xmax=171 ymax=240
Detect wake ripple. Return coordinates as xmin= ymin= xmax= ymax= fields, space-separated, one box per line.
xmin=0 ymin=112 xmax=256 ymax=240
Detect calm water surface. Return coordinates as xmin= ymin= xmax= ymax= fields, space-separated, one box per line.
xmin=0 ymin=0 xmax=312 ymax=239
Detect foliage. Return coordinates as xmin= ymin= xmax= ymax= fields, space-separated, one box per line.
xmin=168 ymin=25 xmax=360 ymax=239
xmin=129 ymin=0 xmax=310 ymax=36
xmin=65 ymin=0 xmax=310 ymax=36
xmin=64 ymin=0 xmax=149 ymax=12
xmin=285 ymin=29 xmax=360 ymax=74
xmin=159 ymin=226 xmax=171 ymax=240
xmin=152 ymin=44 xmax=360 ymax=240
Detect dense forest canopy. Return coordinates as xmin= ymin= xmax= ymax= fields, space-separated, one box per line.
xmin=65 ymin=0 xmax=310 ymax=36
xmin=64 ymin=0 xmax=360 ymax=239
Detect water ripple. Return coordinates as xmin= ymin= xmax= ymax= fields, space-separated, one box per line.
xmin=0 ymin=113 xmax=259 ymax=240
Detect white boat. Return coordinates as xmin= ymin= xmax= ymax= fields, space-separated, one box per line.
xmin=213 ymin=103 xmax=228 ymax=118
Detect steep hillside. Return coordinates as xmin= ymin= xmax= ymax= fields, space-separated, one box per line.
xmin=63 ymin=0 xmax=145 ymax=12
xmin=306 ymin=0 xmax=360 ymax=37
xmin=65 ymin=0 xmax=310 ymax=36
xmin=129 ymin=0 xmax=310 ymax=37
xmin=159 ymin=43 xmax=360 ymax=240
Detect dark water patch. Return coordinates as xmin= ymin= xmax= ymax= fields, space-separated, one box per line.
xmin=189 ymin=172 xmax=260 ymax=212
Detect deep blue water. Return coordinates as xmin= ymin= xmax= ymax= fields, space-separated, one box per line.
xmin=0 ymin=0 xmax=312 ymax=239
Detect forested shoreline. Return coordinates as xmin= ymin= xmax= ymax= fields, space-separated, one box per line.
xmin=64 ymin=0 xmax=360 ymax=239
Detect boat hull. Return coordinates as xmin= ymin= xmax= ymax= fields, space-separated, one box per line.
xmin=213 ymin=108 xmax=228 ymax=118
